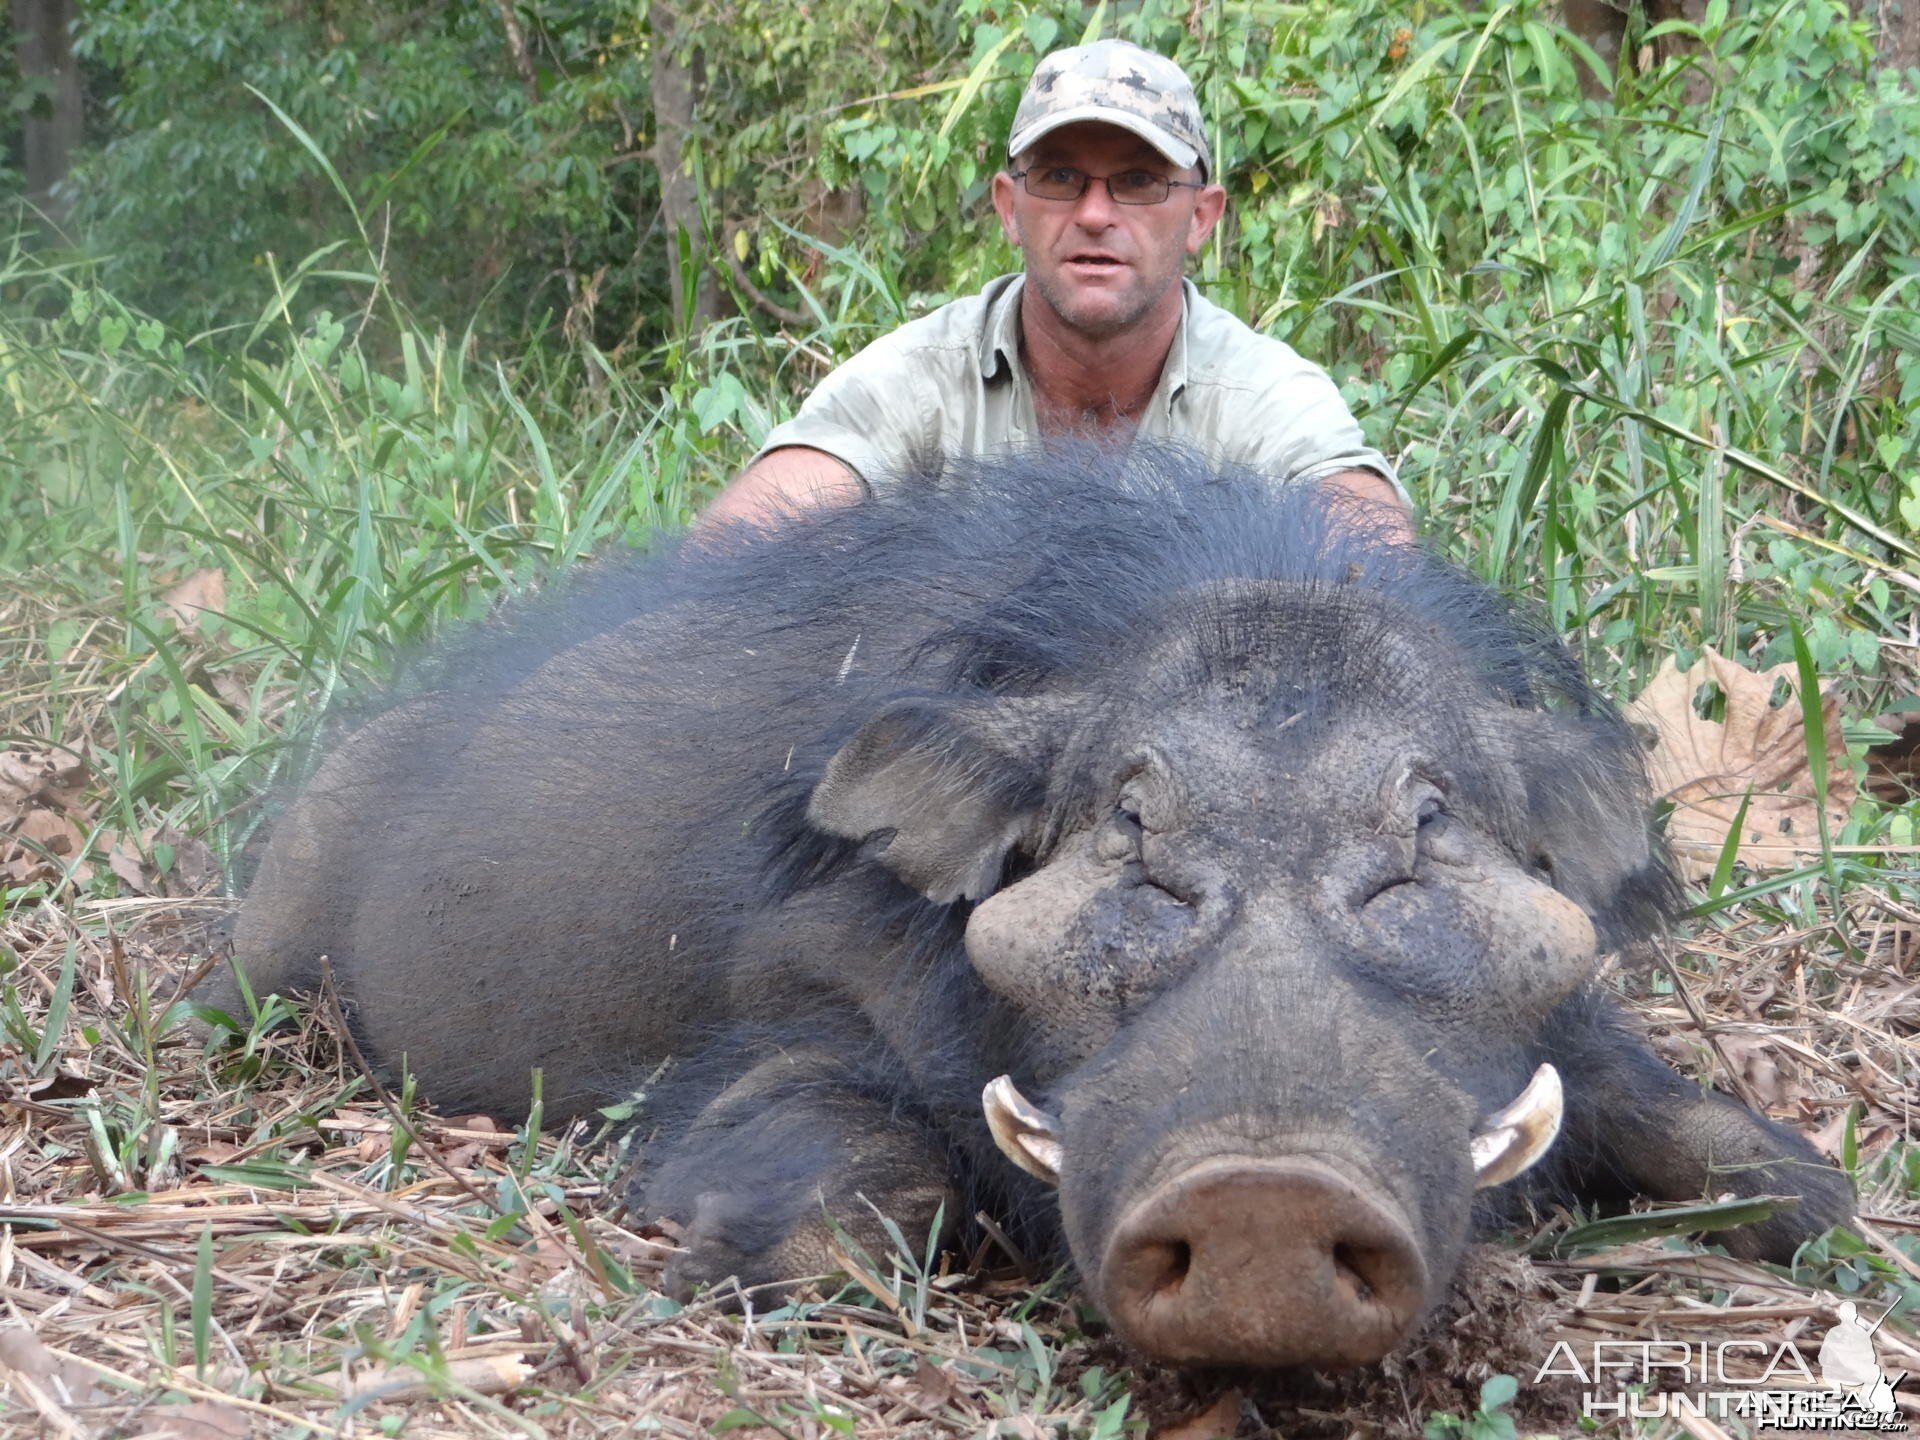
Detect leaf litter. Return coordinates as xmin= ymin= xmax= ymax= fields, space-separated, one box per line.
xmin=0 ymin=640 xmax=1914 ymax=1436
xmin=154 ymin=570 xmax=227 ymax=637
xmin=0 ymin=748 xmax=96 ymax=890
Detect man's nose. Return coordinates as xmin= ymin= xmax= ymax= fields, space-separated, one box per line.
xmin=1070 ymin=181 xmax=1120 ymax=228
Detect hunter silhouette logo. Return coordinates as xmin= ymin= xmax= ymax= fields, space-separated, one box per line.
xmin=1537 ymin=1297 xmax=1909 ymax=1429
xmin=1820 ymin=1301 xmax=1903 ymax=1418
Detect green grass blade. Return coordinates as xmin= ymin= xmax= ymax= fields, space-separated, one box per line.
xmin=1787 ymin=618 xmax=1846 ymax=916
xmin=1707 ymin=785 xmax=1754 ymax=899
xmin=192 ymin=1224 xmax=214 ymax=1379
xmin=1538 ymin=1195 xmax=1792 ymax=1257
xmin=1643 ymin=109 xmax=1723 ymax=275
xmin=33 ymin=939 xmax=77 ymax=1073
xmin=244 ymin=85 xmax=366 ymax=239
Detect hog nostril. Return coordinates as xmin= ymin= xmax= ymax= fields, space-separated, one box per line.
xmin=1332 ymin=1243 xmax=1369 ymax=1299
xmin=1155 ymin=1239 xmax=1192 ymax=1294
xmin=1331 ymin=1242 xmax=1376 ymax=1303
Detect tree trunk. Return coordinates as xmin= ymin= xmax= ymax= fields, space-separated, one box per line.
xmin=493 ymin=0 xmax=541 ymax=103
xmin=11 ymin=0 xmax=84 ymax=225
xmin=649 ymin=0 xmax=720 ymax=339
xmin=1854 ymin=0 xmax=1920 ymax=74
xmin=1560 ymin=0 xmax=1709 ymax=98
xmin=1562 ymin=0 xmax=1630 ymax=92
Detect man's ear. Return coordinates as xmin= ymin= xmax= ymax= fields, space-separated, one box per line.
xmin=808 ymin=695 xmax=1064 ymax=904
xmin=992 ymin=171 xmax=1022 ymax=248
xmin=1504 ymin=710 xmax=1683 ymax=948
xmin=1185 ymin=182 xmax=1227 ymax=255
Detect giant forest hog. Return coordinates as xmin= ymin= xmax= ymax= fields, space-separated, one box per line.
xmin=224 ymin=445 xmax=1852 ymax=1369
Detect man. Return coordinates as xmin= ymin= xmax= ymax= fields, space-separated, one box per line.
xmin=700 ymin=40 xmax=1409 ymax=541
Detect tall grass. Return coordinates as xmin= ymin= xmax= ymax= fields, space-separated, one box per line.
xmin=2 ymin=0 xmax=1916 ymax=906
xmin=0 ymin=239 xmax=722 ymax=872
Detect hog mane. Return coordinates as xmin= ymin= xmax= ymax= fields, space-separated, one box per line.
xmin=246 ymin=442 xmax=1672 ymax=1170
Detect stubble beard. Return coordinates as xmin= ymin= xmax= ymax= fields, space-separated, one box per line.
xmin=1026 ymin=247 xmax=1182 ymax=343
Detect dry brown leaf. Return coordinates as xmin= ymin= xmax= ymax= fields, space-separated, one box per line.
xmin=102 ymin=825 xmax=220 ymax=897
xmin=0 ymin=748 xmax=89 ymax=820
xmin=348 ymin=1134 xmax=389 ymax=1164
xmin=509 ymin=1235 xmax=576 ymax=1284
xmin=1624 ymin=648 xmax=1855 ymax=881
xmin=440 ymin=1143 xmax=483 ymax=1170
xmin=183 ymin=1139 xmax=242 ymax=1167
xmin=0 ymin=747 xmax=97 ymax=888
xmin=2 ymin=807 xmax=94 ymax=887
xmin=209 ymin=668 xmax=253 ymax=716
xmin=157 ymin=568 xmax=226 ymax=633
xmin=156 ymin=828 xmax=221 ymax=894
xmin=1713 ymin=1033 xmax=1785 ymax=1109
xmin=6 ymin=807 xmax=85 ymax=859
xmin=0 ymin=1326 xmax=108 ymax=1408
xmin=911 ymin=1357 xmax=959 ymax=1409
xmin=1152 ymin=1391 xmax=1243 ymax=1440
xmin=107 ymin=833 xmax=153 ymax=894
xmin=1806 ymin=1107 xmax=1898 ymax=1161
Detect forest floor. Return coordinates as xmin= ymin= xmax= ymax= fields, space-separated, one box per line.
xmin=1 ymin=849 xmax=1916 ymax=1439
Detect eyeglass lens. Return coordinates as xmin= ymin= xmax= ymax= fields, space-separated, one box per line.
xmin=1022 ymin=167 xmax=1173 ymax=205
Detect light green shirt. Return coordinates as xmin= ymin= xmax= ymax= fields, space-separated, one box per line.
xmin=754 ymin=273 xmax=1399 ymax=497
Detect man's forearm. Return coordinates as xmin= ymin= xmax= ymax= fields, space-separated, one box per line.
xmin=1320 ymin=468 xmax=1415 ymax=545
xmin=695 ymin=446 xmax=865 ymax=537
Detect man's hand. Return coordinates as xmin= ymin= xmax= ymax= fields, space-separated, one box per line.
xmin=695 ymin=447 xmax=863 ymax=537
xmin=1321 ymin=468 xmax=1415 ymax=545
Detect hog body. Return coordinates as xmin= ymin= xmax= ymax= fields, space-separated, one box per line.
xmin=228 ymin=445 xmax=1851 ymax=1369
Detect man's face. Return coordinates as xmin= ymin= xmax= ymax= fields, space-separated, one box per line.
xmin=992 ymin=122 xmax=1226 ymax=342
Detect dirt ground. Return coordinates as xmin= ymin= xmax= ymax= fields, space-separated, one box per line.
xmin=1 ymin=873 xmax=1917 ymax=1439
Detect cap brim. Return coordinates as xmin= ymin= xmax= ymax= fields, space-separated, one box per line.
xmin=1007 ymin=106 xmax=1201 ymax=172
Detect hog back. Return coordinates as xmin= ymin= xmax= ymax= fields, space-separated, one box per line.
xmin=233 ymin=445 xmax=1639 ymax=1121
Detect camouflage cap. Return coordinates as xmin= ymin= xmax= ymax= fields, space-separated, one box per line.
xmin=1008 ymin=40 xmax=1210 ymax=176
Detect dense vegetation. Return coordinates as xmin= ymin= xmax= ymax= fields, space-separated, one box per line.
xmin=1 ymin=0 xmax=1917 ymax=1431
xmin=6 ymin=0 xmax=1916 ymax=862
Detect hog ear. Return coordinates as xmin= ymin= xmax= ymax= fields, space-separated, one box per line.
xmin=1508 ymin=712 xmax=1683 ymax=949
xmin=808 ymin=696 xmax=1061 ymax=904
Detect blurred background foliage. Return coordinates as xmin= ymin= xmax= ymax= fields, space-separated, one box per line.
xmin=1 ymin=0 xmax=1917 ymax=866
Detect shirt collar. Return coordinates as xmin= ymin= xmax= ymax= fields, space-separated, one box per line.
xmin=979 ymin=273 xmax=1196 ymax=413
xmin=979 ymin=274 xmax=1025 ymax=380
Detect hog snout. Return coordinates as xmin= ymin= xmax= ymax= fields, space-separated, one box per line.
xmin=1099 ymin=1155 xmax=1428 ymax=1369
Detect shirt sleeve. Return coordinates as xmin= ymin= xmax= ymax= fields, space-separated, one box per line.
xmin=749 ymin=333 xmax=933 ymax=493
xmin=1223 ymin=357 xmax=1408 ymax=508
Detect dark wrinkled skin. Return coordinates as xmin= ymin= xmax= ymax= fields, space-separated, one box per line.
xmin=224 ymin=447 xmax=1852 ymax=1370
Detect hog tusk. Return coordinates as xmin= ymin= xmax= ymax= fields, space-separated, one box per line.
xmin=1470 ymin=1063 xmax=1563 ymax=1190
xmin=983 ymin=1075 xmax=1064 ymax=1186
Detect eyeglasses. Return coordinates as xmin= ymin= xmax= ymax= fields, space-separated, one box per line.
xmin=1008 ymin=165 xmax=1205 ymax=206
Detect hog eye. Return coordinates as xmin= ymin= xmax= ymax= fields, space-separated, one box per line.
xmin=1355 ymin=797 xmax=1451 ymax=909
xmin=1412 ymin=797 xmax=1474 ymax=869
xmin=1111 ymin=803 xmax=1193 ymax=908
xmin=1137 ymin=868 xmax=1193 ymax=909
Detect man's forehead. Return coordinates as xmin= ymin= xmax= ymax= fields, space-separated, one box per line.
xmin=1023 ymin=122 xmax=1171 ymax=167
